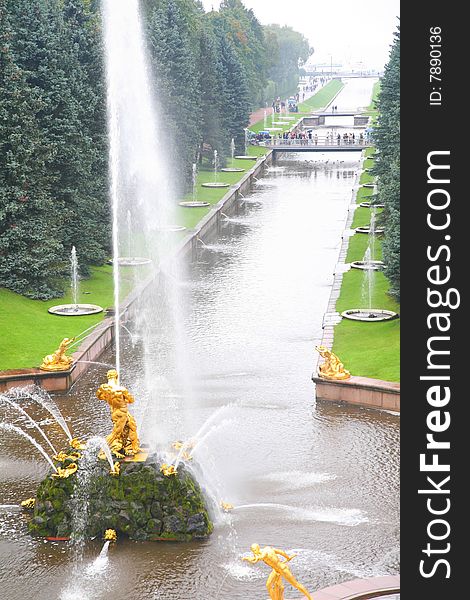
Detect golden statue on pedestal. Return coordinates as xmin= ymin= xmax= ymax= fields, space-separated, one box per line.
xmin=40 ymin=338 xmax=75 ymax=371
xmin=243 ymin=544 xmax=313 ymax=600
xmin=96 ymin=370 xmax=141 ymax=457
xmin=315 ymin=345 xmax=351 ymax=381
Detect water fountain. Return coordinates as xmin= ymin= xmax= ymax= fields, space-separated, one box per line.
xmin=235 ymin=128 xmax=258 ymax=160
xmin=202 ymin=149 xmax=229 ymax=188
xmin=221 ymin=138 xmax=245 ymax=172
xmin=110 ymin=211 xmax=152 ymax=265
xmin=343 ymin=208 xmax=398 ymax=322
xmin=48 ymin=247 xmax=104 ymax=316
xmin=179 ymin=163 xmax=210 ymax=207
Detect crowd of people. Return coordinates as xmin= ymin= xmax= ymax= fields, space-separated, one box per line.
xmin=260 ymin=129 xmax=367 ymax=146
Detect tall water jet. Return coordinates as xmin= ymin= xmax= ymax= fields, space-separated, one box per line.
xmin=231 ymin=138 xmax=235 ymax=161
xmin=102 ymin=0 xmax=196 ymax=447
xmin=202 ymin=149 xmax=229 ymax=188
xmin=264 ymin=108 xmax=267 ymax=129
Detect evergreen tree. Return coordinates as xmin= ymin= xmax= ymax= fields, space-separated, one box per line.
xmin=374 ymin=26 xmax=400 ymax=299
xmin=0 ymin=1 xmax=64 ymax=298
xmin=147 ymin=0 xmax=203 ymax=191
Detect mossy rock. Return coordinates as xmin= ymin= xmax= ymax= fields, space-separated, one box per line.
xmin=27 ymin=454 xmax=213 ymax=541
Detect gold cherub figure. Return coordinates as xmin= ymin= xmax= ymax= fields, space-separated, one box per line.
xmin=315 ymin=345 xmax=351 ymax=380
xmin=96 ymin=370 xmax=141 ymax=457
xmin=21 ymin=498 xmax=36 ymax=509
xmin=160 ymin=463 xmax=177 ymax=477
xmin=220 ymin=501 xmax=234 ymax=512
xmin=243 ymin=544 xmax=313 ymax=600
xmin=40 ymin=338 xmax=75 ymax=371
xmin=51 ymin=462 xmax=78 ymax=479
xmin=104 ymin=529 xmax=117 ymax=541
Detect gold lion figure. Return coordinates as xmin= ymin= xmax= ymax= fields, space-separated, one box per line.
xmin=40 ymin=337 xmax=75 ymax=371
xmin=96 ymin=370 xmax=140 ymax=457
xmin=243 ymin=544 xmax=313 ymax=600
xmin=315 ymin=345 xmax=350 ymax=380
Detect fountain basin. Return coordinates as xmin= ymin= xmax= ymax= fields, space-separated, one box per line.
xmin=235 ymin=155 xmax=257 ymax=160
xmin=359 ymin=202 xmax=384 ymax=208
xmin=356 ymin=226 xmax=384 ymax=234
xmin=350 ymin=260 xmax=384 ymax=271
xmin=201 ymin=182 xmax=230 ymax=188
xmin=48 ymin=304 xmax=103 ymax=316
xmin=178 ymin=201 xmax=210 ymax=208
xmin=156 ymin=225 xmax=186 ymax=232
xmin=265 ymin=127 xmax=282 ymax=131
xmin=109 ymin=257 xmax=152 ymax=266
xmin=220 ymin=168 xmax=245 ymax=172
xmin=362 ymin=183 xmax=375 ymax=189
xmin=341 ymin=308 xmax=399 ymax=322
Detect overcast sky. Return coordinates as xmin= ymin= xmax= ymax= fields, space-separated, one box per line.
xmin=200 ymin=0 xmax=400 ymax=71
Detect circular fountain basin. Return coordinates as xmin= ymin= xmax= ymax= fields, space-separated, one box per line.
xmin=201 ymin=182 xmax=230 ymax=188
xmin=156 ymin=225 xmax=187 ymax=232
xmin=272 ymin=121 xmax=287 ymax=125
xmin=178 ymin=201 xmax=210 ymax=208
xmin=341 ymin=308 xmax=399 ymax=322
xmin=48 ymin=304 xmax=103 ymax=316
xmin=220 ymin=168 xmax=245 ymax=172
xmin=235 ymin=155 xmax=258 ymax=160
xmin=362 ymin=183 xmax=375 ymax=189
xmin=356 ymin=226 xmax=385 ymax=234
xmin=350 ymin=260 xmax=384 ymax=271
xmin=359 ymin=202 xmax=385 ymax=208
xmin=110 ymin=257 xmax=152 ymax=266
xmin=265 ymin=127 xmax=282 ymax=131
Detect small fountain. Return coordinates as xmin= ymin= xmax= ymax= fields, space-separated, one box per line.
xmin=283 ymin=97 xmax=296 ymax=120
xmin=202 ymin=149 xmax=229 ymax=188
xmin=48 ymin=247 xmax=103 ymax=315
xmin=221 ymin=139 xmax=245 ymax=173
xmin=235 ymin=128 xmax=258 ymax=160
xmin=179 ymin=163 xmax=210 ymax=207
xmin=264 ymin=107 xmax=267 ymax=129
xmin=343 ymin=208 xmax=398 ymax=322
xmin=111 ymin=211 xmax=152 ymax=265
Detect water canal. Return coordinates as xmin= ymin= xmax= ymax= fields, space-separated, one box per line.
xmin=0 ymin=79 xmax=399 ymax=600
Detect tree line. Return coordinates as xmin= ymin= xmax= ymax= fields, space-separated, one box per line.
xmin=0 ymin=0 xmax=311 ymax=299
xmin=374 ymin=25 xmax=400 ymax=299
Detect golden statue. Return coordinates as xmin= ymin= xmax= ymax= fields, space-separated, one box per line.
xmin=315 ymin=345 xmax=351 ymax=380
xmin=21 ymin=498 xmax=36 ymax=509
xmin=51 ymin=462 xmax=78 ymax=479
xmin=243 ymin=544 xmax=313 ymax=600
xmin=96 ymin=370 xmax=141 ymax=457
xmin=104 ymin=529 xmax=117 ymax=541
xmin=53 ymin=451 xmax=81 ymax=463
xmin=110 ymin=462 xmax=120 ymax=476
xmin=70 ymin=438 xmax=86 ymax=450
xmin=160 ymin=463 xmax=177 ymax=477
xmin=220 ymin=501 xmax=234 ymax=512
xmin=40 ymin=338 xmax=75 ymax=371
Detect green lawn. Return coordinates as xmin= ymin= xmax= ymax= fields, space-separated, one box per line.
xmin=297 ymin=79 xmax=344 ymax=112
xmin=0 ymin=266 xmax=118 ymax=370
xmin=332 ymin=143 xmax=400 ymax=383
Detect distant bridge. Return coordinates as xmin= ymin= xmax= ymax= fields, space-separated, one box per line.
xmin=259 ymin=138 xmax=372 ymax=153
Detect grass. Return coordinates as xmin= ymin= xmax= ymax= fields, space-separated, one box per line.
xmin=332 ymin=142 xmax=400 ymax=383
xmin=0 ymin=266 xmax=119 ymax=370
xmin=297 ymin=79 xmax=345 ymax=112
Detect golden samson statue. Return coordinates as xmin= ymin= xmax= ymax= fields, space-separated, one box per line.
xmin=315 ymin=345 xmax=350 ymax=381
xmin=243 ymin=544 xmax=313 ymax=600
xmin=96 ymin=370 xmax=141 ymax=457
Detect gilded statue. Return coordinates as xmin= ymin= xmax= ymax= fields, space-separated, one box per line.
xmin=51 ymin=462 xmax=78 ymax=479
xmin=40 ymin=338 xmax=75 ymax=371
xmin=315 ymin=345 xmax=350 ymax=380
xmin=104 ymin=529 xmax=117 ymax=541
xmin=96 ymin=370 xmax=141 ymax=457
xmin=243 ymin=544 xmax=313 ymax=600
xmin=160 ymin=463 xmax=177 ymax=477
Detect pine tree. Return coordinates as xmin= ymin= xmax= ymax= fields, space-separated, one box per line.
xmin=0 ymin=1 xmax=64 ymax=299
xmin=374 ymin=26 xmax=400 ymax=299
xmin=147 ymin=0 xmax=203 ymax=191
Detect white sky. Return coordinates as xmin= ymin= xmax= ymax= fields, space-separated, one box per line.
xmin=200 ymin=0 xmax=400 ymax=71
